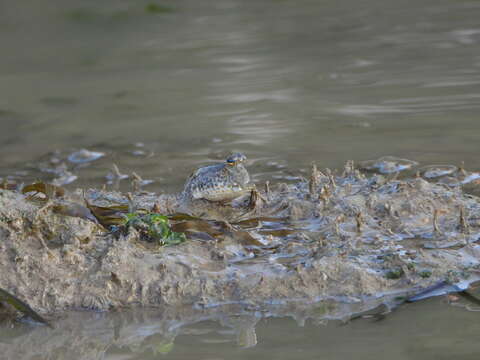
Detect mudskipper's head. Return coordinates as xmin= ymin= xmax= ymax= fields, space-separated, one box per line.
xmin=225 ymin=153 xmax=247 ymax=166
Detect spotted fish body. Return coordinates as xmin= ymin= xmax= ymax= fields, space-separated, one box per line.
xmin=182 ymin=154 xmax=250 ymax=202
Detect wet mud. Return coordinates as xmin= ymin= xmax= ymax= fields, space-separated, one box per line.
xmin=1 ymin=159 xmax=480 ymax=323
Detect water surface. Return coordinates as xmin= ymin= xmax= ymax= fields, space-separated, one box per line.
xmin=1 ymin=297 xmax=479 ymax=360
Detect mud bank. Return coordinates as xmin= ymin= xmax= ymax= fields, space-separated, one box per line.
xmin=1 ymin=162 xmax=480 ymax=319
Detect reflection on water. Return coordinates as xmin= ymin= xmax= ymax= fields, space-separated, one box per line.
xmin=1 ymin=0 xmax=480 ymax=358
xmin=1 ymin=297 xmax=479 ymax=360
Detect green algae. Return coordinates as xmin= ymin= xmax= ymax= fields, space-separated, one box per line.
xmin=154 ymin=342 xmax=174 ymax=355
xmin=385 ymin=269 xmax=404 ymax=280
xmin=419 ymin=270 xmax=432 ymax=278
xmin=125 ymin=212 xmax=186 ymax=246
xmin=145 ymin=3 xmax=173 ymax=14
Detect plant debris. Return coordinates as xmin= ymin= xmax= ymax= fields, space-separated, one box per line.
xmin=22 ymin=182 xmax=65 ymax=200
xmin=0 ymin=288 xmax=49 ymax=326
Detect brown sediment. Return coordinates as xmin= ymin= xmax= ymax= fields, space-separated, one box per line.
xmin=1 ymin=162 xmax=480 ymax=319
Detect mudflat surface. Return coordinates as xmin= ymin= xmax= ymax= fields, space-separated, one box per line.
xmin=2 ymin=162 xmax=480 ymax=317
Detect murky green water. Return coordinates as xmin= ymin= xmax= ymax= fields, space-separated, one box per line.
xmin=1 ymin=0 xmax=480 ymax=358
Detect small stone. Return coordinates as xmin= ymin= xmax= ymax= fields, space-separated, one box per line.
xmin=67 ymin=149 xmax=105 ymax=164
xmin=360 ymin=156 xmax=418 ymax=174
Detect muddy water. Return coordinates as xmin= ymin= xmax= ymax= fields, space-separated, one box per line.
xmin=1 ymin=0 xmax=480 ymax=358
xmin=1 ymin=297 xmax=479 ymax=360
